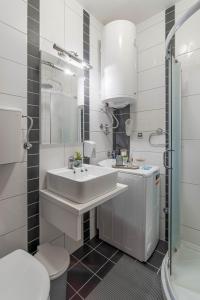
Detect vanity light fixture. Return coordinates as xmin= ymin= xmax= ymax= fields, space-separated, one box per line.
xmin=41 ymin=60 xmax=75 ymax=76
xmin=64 ymin=68 xmax=74 ymax=76
xmin=53 ymin=43 xmax=92 ymax=70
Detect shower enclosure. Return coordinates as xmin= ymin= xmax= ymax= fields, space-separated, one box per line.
xmin=161 ymin=1 xmax=200 ymax=299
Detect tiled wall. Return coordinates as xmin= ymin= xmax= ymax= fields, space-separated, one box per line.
xmin=0 ymin=0 xmax=27 ymax=257
xmin=131 ymin=11 xmax=166 ymax=240
xmin=134 ymin=0 xmax=200 ymax=245
xmin=175 ymin=0 xmax=200 ymax=246
xmin=27 ymin=0 xmax=40 ymax=254
xmin=39 ymin=0 xmax=106 ymax=253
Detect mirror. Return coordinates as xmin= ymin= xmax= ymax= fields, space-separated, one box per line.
xmin=40 ymin=51 xmax=84 ymax=145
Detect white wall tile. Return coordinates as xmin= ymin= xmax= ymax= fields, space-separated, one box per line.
xmin=0 ymin=226 xmax=27 ymax=258
xmin=178 ymin=48 xmax=200 ymax=97
xmin=176 ymin=10 xmax=200 ymax=56
xmin=130 ymin=131 xmax=165 ymax=153
xmin=181 ymin=225 xmax=200 ymax=247
xmin=160 ymin=174 xmax=166 ymax=197
xmin=64 ymin=234 xmax=83 ymax=254
xmin=137 ymin=11 xmax=165 ymax=34
xmin=0 ymin=57 xmax=27 ymax=98
xmin=137 ymin=22 xmax=165 ymax=52
xmin=90 ymin=151 xmax=109 ymax=165
xmin=0 ymin=162 xmax=27 ymax=201
xmin=90 ymin=46 xmax=100 ymax=89
xmin=65 ymin=0 xmax=83 ymax=17
xmin=90 ymin=215 xmax=96 ymax=239
xmin=40 ymin=145 xmax=65 ymax=189
xmin=131 ymin=109 xmax=165 ymax=132
xmin=0 ymin=0 xmax=27 ymax=33
xmin=51 ymin=234 xmax=65 ymax=247
xmin=182 ymin=140 xmax=200 ymax=185
xmin=90 ymin=109 xmax=112 ymax=133
xmin=138 ymin=65 xmax=165 ymax=92
xmin=182 ymin=95 xmax=200 ymax=140
xmin=160 ymin=217 xmax=166 ymax=241
xmin=176 ymin=0 xmax=197 ymax=17
xmin=0 ymin=194 xmax=27 ymax=236
xmin=64 ymin=145 xmax=83 ymax=166
xmin=131 ymin=87 xmax=165 ymax=112
xmin=181 ymin=183 xmax=200 ymax=230
xmin=160 ymin=196 xmax=166 ymax=219
xmin=40 ymin=218 xmax=63 ymax=244
xmin=90 ymin=25 xmax=102 ymax=50
xmin=90 ymin=132 xmax=112 ymax=153
xmin=40 ymin=0 xmax=65 ymax=46
xmin=0 ymin=22 xmax=27 ymax=65
xmin=65 ymin=4 xmax=83 ymax=59
xmin=138 ymin=43 xmax=165 ymax=72
xmin=90 ymin=15 xmax=103 ymax=33
xmin=40 ymin=37 xmax=57 ymax=57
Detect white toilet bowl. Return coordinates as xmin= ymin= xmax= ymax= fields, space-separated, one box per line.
xmin=0 ymin=249 xmax=50 ymax=300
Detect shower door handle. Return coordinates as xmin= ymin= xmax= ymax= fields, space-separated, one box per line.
xmin=163 ymin=149 xmax=174 ymax=170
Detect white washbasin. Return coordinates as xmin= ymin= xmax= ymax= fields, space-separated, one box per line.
xmin=47 ymin=164 xmax=118 ymax=203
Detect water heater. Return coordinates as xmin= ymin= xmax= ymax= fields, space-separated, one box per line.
xmin=101 ymin=20 xmax=137 ymax=108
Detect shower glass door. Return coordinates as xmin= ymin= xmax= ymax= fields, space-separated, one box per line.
xmin=168 ymin=55 xmax=181 ymax=273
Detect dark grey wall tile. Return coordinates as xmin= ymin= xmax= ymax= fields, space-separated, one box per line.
xmin=28 ymin=178 xmax=39 ymax=193
xmin=28 ymin=191 xmax=39 ymax=205
xmin=113 ymin=105 xmax=130 ymax=153
xmin=28 ymin=214 xmax=39 ymax=230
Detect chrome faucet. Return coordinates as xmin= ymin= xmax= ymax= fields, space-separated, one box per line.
xmin=68 ymin=156 xmax=74 ymax=169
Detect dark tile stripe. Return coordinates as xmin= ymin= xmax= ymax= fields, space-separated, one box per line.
xmin=113 ymin=105 xmax=130 ymax=154
xmin=83 ymin=10 xmax=91 ymax=243
xmin=27 ymin=0 xmax=40 ymax=253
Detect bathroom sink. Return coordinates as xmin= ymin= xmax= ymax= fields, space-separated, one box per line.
xmin=46 ymin=164 xmax=118 ymax=203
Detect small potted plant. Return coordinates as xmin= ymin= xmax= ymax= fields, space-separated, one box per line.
xmin=74 ymin=151 xmax=82 ymax=167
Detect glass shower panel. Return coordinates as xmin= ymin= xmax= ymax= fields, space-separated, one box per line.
xmin=168 ymin=56 xmax=181 ymax=274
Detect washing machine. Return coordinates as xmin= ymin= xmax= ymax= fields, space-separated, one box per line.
xmin=98 ymin=160 xmax=160 ymax=262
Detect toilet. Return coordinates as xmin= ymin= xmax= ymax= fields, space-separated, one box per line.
xmin=0 ymin=249 xmax=50 ymax=300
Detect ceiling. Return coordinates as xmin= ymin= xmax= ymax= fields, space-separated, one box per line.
xmin=77 ymin=0 xmax=181 ymax=24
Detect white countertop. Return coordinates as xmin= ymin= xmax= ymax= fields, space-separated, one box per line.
xmin=40 ymin=183 xmax=128 ymax=216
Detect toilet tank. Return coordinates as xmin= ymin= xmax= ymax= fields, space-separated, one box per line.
xmin=101 ymin=20 xmax=137 ymax=108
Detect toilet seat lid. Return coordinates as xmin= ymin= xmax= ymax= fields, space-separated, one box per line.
xmin=0 ymin=249 xmax=50 ymax=300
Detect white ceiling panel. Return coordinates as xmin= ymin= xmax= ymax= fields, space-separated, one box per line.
xmin=77 ymin=0 xmax=181 ymax=24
